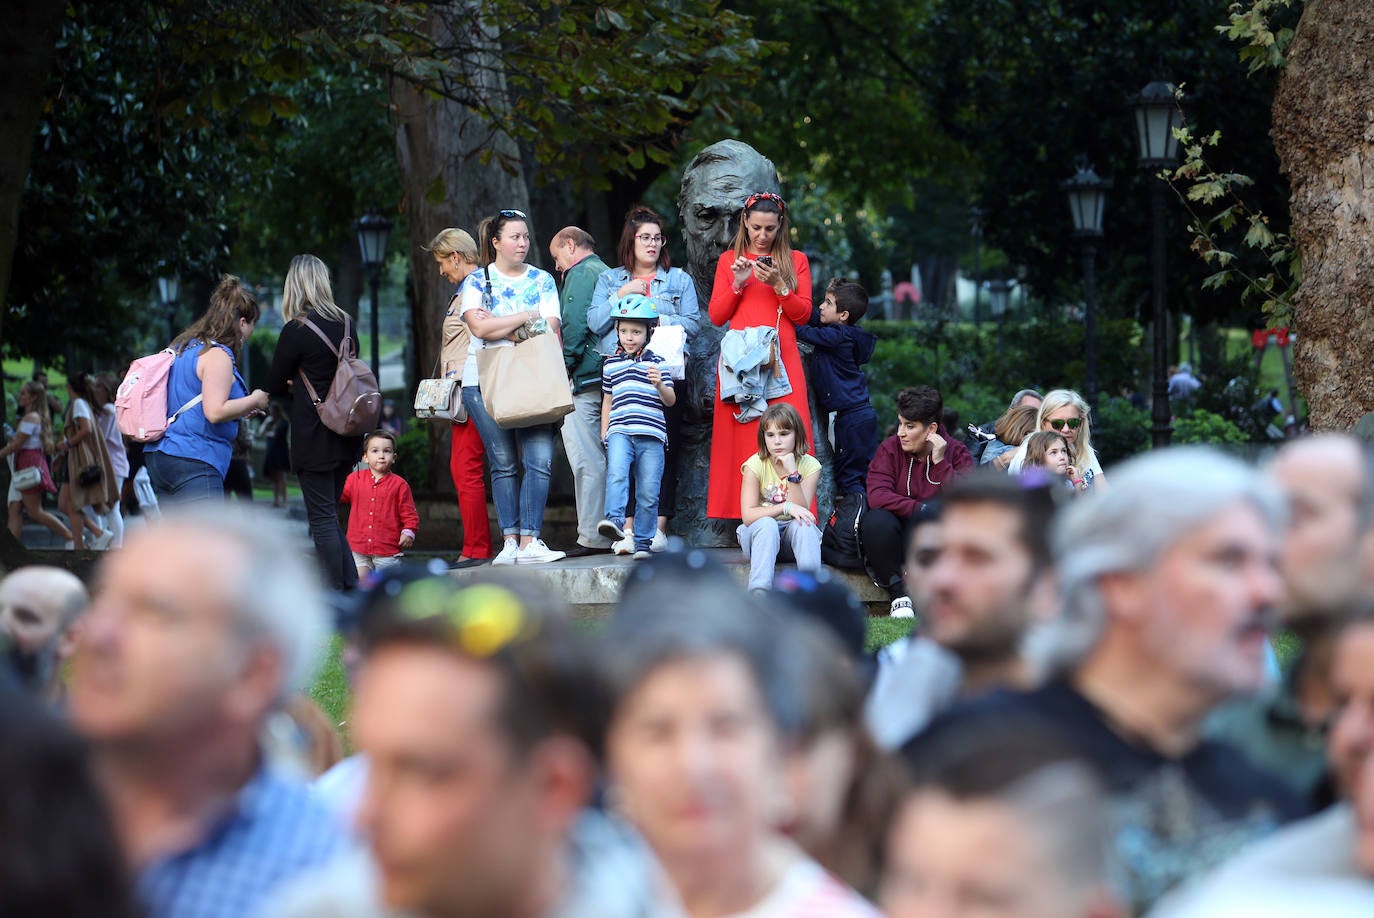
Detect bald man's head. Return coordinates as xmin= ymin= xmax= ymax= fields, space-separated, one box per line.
xmin=0 ymin=566 xmax=89 ymax=700
xmin=1268 ymin=435 xmax=1371 ymax=625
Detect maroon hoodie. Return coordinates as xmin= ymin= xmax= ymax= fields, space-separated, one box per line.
xmin=865 ymin=423 xmax=973 ymax=517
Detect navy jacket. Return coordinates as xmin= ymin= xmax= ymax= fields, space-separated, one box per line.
xmin=795 ymin=311 xmax=877 ymax=413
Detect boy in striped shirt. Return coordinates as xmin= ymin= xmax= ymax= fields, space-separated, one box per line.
xmin=597 ymin=295 xmax=675 ymax=560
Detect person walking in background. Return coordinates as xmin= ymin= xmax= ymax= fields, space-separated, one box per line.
xmin=590 ymin=205 xmax=702 ymax=551
xmin=144 ymin=275 xmax=269 ymax=506
xmin=795 ymin=277 xmax=878 ymax=497
xmin=340 ymin=430 xmax=418 ymax=582
xmin=224 ymin=421 xmax=255 ymax=502
xmin=460 ymin=209 xmax=566 ymax=566
xmin=267 ymin=254 xmax=365 ymax=591
xmin=427 ymin=227 xmax=493 ymax=568
xmin=550 ymin=224 xmax=613 ymax=557
xmin=261 ymin=401 xmax=291 ymax=508
xmin=706 ymin=191 xmax=815 ymax=525
xmin=55 ymin=374 xmax=118 ymax=548
xmin=596 ymin=295 xmax=674 ymax=561
xmin=90 ymin=374 xmax=129 ymax=545
xmin=0 ymin=381 xmax=71 ymax=545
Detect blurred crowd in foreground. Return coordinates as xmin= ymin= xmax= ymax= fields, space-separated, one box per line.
xmin=4 ymin=436 xmax=1374 ymax=918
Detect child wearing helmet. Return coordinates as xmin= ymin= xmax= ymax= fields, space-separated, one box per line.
xmin=597 ymin=294 xmax=676 ymax=559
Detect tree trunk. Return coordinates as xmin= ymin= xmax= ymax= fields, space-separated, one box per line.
xmin=393 ymin=8 xmax=530 ymax=492
xmin=1272 ymin=0 xmax=1374 ymax=430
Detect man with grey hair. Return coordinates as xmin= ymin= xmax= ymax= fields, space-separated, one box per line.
xmin=906 ymin=447 xmax=1306 ymax=914
xmin=0 ymin=564 xmax=88 ymax=705
xmin=68 ymin=506 xmax=344 ymax=918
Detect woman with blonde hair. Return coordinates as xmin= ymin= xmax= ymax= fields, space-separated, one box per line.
xmin=0 ymin=381 xmax=72 ymax=543
xmin=425 ymin=227 xmax=492 ymax=568
xmin=145 ymin=275 xmax=268 ymax=506
xmin=706 ymin=191 xmax=815 ymax=523
xmin=1007 ymin=388 xmax=1106 ymax=484
xmin=267 ymin=254 xmax=364 ymax=590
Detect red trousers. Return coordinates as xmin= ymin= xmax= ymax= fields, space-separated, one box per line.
xmin=450 ymin=419 xmax=492 ymax=559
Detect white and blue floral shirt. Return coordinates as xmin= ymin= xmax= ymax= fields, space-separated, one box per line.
xmin=459 ymin=265 xmax=560 ymax=386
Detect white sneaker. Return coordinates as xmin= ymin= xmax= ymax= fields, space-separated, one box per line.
xmin=611 ymin=536 xmax=633 ymax=556
xmin=516 ymin=538 xmax=566 ymax=565
xmin=651 ymin=529 xmax=668 ymax=552
xmin=890 ymin=596 xmax=915 ymax=618
xmin=491 ymin=539 xmax=520 ymax=566
xmin=90 ymin=530 xmax=115 ymax=550
xmin=633 ymin=549 xmax=652 ymax=561
xmin=597 ymin=519 xmax=626 ymax=542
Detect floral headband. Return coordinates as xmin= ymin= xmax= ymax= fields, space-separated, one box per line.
xmin=743 ymin=191 xmax=786 ymax=214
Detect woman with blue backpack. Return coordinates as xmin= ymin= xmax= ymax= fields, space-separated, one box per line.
xmin=144 ymin=275 xmax=269 ymax=505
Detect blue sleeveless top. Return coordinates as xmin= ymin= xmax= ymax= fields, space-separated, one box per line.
xmin=145 ymin=340 xmax=246 ymax=477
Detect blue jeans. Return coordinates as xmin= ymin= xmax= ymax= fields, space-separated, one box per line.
xmin=604 ymin=433 xmax=665 ymax=552
xmin=462 ymin=386 xmax=556 ymax=537
xmin=144 ymin=450 xmax=225 ymax=505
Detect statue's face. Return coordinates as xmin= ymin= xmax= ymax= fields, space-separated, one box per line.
xmin=681 ymin=167 xmax=744 ymax=272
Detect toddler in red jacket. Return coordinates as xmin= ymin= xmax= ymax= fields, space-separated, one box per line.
xmin=341 ymin=430 xmax=419 ymax=580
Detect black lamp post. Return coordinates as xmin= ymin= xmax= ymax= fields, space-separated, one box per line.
xmin=158 ymin=274 xmax=180 ymax=343
xmin=356 ymin=210 xmax=393 ymax=379
xmin=987 ymin=278 xmax=1011 ymax=356
xmin=1134 ymin=79 xmax=1182 ymax=447
xmin=1062 ymin=161 xmax=1110 ymax=408
xmin=970 ymin=206 xmax=984 ymax=328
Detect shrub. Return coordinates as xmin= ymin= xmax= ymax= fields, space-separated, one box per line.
xmin=391 ymin=425 xmax=432 ymax=490
xmin=1092 ymin=397 xmax=1150 ymax=466
xmin=1171 ymin=408 xmax=1249 ymax=447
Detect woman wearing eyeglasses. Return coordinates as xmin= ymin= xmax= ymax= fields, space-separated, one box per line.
xmin=1007 ymin=388 xmax=1106 ymax=485
xmin=588 ymin=205 xmax=701 ymax=549
xmin=460 ymin=209 xmax=567 ymax=566
xmin=705 ymin=191 xmax=816 ymax=524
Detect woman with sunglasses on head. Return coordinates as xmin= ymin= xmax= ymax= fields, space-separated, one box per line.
xmin=706 ymin=191 xmax=816 ymax=524
xmin=460 ymin=209 xmax=567 ymax=566
xmin=588 ymin=205 xmax=701 ymax=550
xmin=1007 ymin=388 xmax=1107 ymax=486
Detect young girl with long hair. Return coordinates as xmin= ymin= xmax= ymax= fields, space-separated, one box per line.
xmin=737 ymin=403 xmax=823 ymax=592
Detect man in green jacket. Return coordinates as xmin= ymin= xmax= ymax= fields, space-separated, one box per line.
xmin=551 ymin=226 xmax=612 ymax=556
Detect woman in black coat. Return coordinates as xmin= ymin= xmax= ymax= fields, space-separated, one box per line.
xmin=266 ymin=254 xmax=363 ymax=590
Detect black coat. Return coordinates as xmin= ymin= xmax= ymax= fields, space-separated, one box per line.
xmin=266 ymin=312 xmax=363 ymax=472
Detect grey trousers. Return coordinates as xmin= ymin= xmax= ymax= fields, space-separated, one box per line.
xmin=737 ymin=516 xmax=822 ymax=592
xmin=561 ymin=389 xmax=611 ymax=548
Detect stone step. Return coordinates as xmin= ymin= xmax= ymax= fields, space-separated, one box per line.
xmin=445 ymin=548 xmax=890 ymax=620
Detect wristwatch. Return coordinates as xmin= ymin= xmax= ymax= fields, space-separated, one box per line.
xmin=786 ymin=471 xmax=803 ymax=484
xmin=776 ymin=286 xmax=791 ymax=298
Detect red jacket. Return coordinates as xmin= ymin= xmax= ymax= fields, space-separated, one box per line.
xmin=341 ymin=468 xmax=419 ymax=556
xmin=865 ymin=425 xmax=973 ymax=518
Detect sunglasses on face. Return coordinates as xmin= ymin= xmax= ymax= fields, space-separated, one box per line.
xmin=1048 ymin=417 xmax=1082 ymax=431
xmin=498 ymin=209 xmax=527 ymax=219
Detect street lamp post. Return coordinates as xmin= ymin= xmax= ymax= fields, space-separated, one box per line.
xmin=987 ymin=278 xmax=1011 ymax=356
xmin=355 ymin=210 xmax=393 ymax=380
xmin=158 ymin=274 xmax=180 ymax=343
xmin=970 ymin=206 xmax=984 ymax=328
xmin=1062 ymin=161 xmax=1110 ymax=408
xmin=1133 ymin=79 xmax=1182 ymax=448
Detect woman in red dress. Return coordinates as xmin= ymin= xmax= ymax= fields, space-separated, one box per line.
xmin=707 ymin=191 xmax=814 ymax=520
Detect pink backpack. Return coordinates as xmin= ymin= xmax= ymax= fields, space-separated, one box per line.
xmin=115 ymin=348 xmax=203 ymax=442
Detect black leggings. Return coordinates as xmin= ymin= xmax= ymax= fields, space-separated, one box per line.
xmin=860 ymin=507 xmax=919 ymax=599
xmin=298 ymin=465 xmax=357 ymax=591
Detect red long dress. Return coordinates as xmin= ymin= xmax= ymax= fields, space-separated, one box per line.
xmin=706 ymin=249 xmax=816 ymax=520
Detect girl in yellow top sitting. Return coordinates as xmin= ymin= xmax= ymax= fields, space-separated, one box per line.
xmin=737 ymin=402 xmax=823 ymax=593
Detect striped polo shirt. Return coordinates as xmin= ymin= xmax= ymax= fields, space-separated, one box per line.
xmin=602 ymin=349 xmax=672 ymax=442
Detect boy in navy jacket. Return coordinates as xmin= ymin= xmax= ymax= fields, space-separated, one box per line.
xmin=795 ymin=279 xmax=878 ymax=495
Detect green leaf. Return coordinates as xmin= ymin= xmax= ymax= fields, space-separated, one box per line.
xmin=424 ymin=173 xmax=447 ymax=205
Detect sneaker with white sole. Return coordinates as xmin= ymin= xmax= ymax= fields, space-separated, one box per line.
xmin=597 ymin=519 xmax=626 ymax=542
xmin=516 ymin=539 xmax=566 ymax=565
xmin=491 ymin=539 xmax=521 ymax=566
xmin=633 ymin=549 xmax=652 ymax=560
xmin=650 ymin=529 xmax=668 ymax=552
xmin=90 ymin=530 xmax=115 ymax=550
xmin=889 ymin=596 xmax=915 ymax=618
xmin=611 ymin=536 xmax=633 ymax=556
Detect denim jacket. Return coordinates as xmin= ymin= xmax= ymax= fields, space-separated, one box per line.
xmin=718 ymin=326 xmax=792 ymax=423
xmin=588 ymin=266 xmax=701 ymax=357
